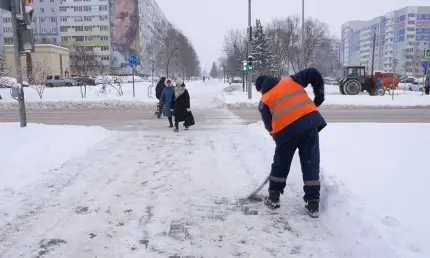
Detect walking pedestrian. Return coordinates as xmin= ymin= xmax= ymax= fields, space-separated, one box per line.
xmin=155 ymin=77 xmax=166 ymax=100
xmin=159 ymin=78 xmax=175 ymax=127
xmin=255 ymin=67 xmax=326 ymax=218
xmin=171 ymin=78 xmax=192 ymax=132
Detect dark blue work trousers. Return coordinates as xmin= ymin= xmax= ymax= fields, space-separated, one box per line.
xmin=269 ymin=128 xmax=320 ymax=201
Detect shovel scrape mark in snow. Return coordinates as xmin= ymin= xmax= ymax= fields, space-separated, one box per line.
xmin=168 ymin=220 xmax=192 ymax=241
xmin=139 ymin=239 xmax=149 ymax=249
xmin=168 ymin=256 xmax=203 ymax=258
xmin=75 ymin=206 xmax=89 ymax=214
xmin=35 ymin=239 xmax=67 ymax=258
xmin=290 ymin=245 xmax=302 ymax=255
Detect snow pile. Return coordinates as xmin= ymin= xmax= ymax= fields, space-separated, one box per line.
xmin=247 ymin=122 xmax=430 ymax=258
xmin=0 ymin=82 xmax=158 ymax=109
xmin=0 ymin=123 xmax=112 ymax=228
xmin=220 ymin=83 xmax=429 ymax=108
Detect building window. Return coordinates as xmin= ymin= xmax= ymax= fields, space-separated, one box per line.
xmin=100 ymin=26 xmax=108 ymax=31
xmin=100 ymin=36 xmax=108 ymax=40
xmin=101 ymin=46 xmax=109 ymax=51
xmin=74 ymin=6 xmax=83 ymax=11
xmin=53 ymin=37 xmax=57 ymax=43
xmin=84 ymin=26 xmax=92 ymax=31
xmin=60 ymin=26 xmax=68 ymax=32
xmin=51 ymin=17 xmax=56 ymax=22
xmin=51 ymin=8 xmax=55 ymax=12
xmin=75 ymin=16 xmax=83 ymax=22
xmin=75 ymin=26 xmax=84 ymax=31
xmin=40 ymin=7 xmax=44 ymax=12
xmin=83 ymin=6 xmax=91 ymax=11
xmin=84 ymin=16 xmax=92 ymax=21
xmin=61 ymin=17 xmax=67 ymax=22
xmin=99 ymin=5 xmax=107 ymax=11
xmin=61 ymin=36 xmax=69 ymax=41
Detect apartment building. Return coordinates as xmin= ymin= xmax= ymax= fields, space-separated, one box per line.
xmin=138 ymin=0 xmax=169 ymax=75
xmin=2 ymin=0 xmax=61 ymax=46
xmin=1 ymin=0 xmax=169 ymax=75
xmin=341 ymin=6 xmax=430 ymax=76
xmin=59 ymin=0 xmax=110 ymax=67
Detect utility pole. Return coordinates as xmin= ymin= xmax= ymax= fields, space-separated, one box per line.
xmin=246 ymin=0 xmax=252 ymax=99
xmin=301 ymin=0 xmax=305 ymax=70
xmin=0 ymin=0 xmax=35 ymax=127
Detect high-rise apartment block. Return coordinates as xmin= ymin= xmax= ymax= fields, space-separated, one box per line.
xmin=0 ymin=0 xmax=169 ymax=75
xmin=341 ymin=6 xmax=430 ymax=75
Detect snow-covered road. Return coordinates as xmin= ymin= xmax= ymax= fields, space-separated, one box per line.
xmin=0 ymin=110 xmax=333 ymax=257
xmin=1 ymin=81 xmax=426 ymax=258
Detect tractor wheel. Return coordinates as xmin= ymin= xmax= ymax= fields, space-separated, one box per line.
xmin=343 ymin=79 xmax=361 ymax=95
xmin=339 ymin=83 xmax=346 ymax=95
xmin=373 ymin=86 xmax=385 ymax=96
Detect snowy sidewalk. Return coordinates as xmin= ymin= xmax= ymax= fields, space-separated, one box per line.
xmin=0 ymin=110 xmax=352 ymax=258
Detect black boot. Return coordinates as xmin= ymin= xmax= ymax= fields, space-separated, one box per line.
xmin=305 ymin=200 xmax=319 ymax=218
xmin=264 ymin=190 xmax=281 ymax=209
xmin=168 ymin=117 xmax=173 ymax=128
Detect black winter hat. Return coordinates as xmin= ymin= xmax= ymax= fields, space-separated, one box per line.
xmin=255 ymin=75 xmax=268 ymax=92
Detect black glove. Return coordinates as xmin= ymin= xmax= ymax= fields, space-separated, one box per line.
xmin=314 ymin=96 xmax=324 ymax=107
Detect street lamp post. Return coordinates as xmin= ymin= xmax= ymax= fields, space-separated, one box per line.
xmin=234 ymin=44 xmax=246 ymax=92
xmin=246 ymin=0 xmax=252 ymax=99
xmin=166 ymin=48 xmax=179 ymax=78
xmin=301 ymin=0 xmax=305 ymax=70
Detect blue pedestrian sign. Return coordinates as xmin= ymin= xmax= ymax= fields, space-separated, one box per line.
xmin=425 ymin=48 xmax=430 ymax=59
xmin=421 ymin=60 xmax=428 ymax=68
xmin=128 ymin=55 xmax=137 ymax=65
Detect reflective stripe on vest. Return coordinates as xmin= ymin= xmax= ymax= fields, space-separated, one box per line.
xmin=261 ymin=77 xmax=317 ymax=135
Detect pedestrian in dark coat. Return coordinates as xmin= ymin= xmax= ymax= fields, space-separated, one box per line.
xmin=159 ymin=78 xmax=175 ymax=127
xmin=255 ymin=68 xmax=326 ymax=218
xmin=171 ymin=78 xmax=191 ymax=132
xmin=155 ymin=77 xmax=166 ymax=100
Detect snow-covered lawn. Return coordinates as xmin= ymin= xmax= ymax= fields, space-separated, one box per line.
xmin=0 ymin=81 xmax=158 ymax=109
xmin=0 ymin=123 xmax=112 ymax=228
xmin=249 ymin=122 xmax=430 ymax=258
xmin=221 ymin=83 xmax=430 ymax=108
xmin=0 ymin=116 xmax=427 ymax=257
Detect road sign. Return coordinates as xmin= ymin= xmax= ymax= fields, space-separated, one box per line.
xmin=421 ymin=60 xmax=428 ymax=68
xmin=128 ymin=55 xmax=137 ymax=65
xmin=425 ymin=48 xmax=430 ymax=59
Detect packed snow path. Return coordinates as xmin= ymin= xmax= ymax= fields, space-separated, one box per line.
xmin=0 ymin=109 xmax=400 ymax=258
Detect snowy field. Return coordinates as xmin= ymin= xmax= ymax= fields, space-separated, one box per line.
xmin=0 ymin=118 xmax=428 ymax=256
xmin=221 ymin=83 xmax=430 ymax=108
xmin=0 ymin=81 xmax=158 ymax=109
xmin=1 ymin=79 xmax=429 ymax=110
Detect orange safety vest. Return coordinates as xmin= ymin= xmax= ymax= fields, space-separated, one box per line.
xmin=260 ymin=77 xmax=318 ymax=135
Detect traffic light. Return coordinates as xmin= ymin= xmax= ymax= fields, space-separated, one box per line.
xmin=242 ymin=60 xmax=247 ymax=71
xmin=247 ymin=56 xmax=253 ymax=70
xmin=23 ymin=0 xmax=34 ymax=26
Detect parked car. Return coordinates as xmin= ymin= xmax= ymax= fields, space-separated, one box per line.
xmin=73 ymin=76 xmax=96 ymax=86
xmin=45 ymin=75 xmax=78 ymax=87
xmin=407 ymin=81 xmax=425 ymax=92
xmin=231 ymin=77 xmax=243 ymax=83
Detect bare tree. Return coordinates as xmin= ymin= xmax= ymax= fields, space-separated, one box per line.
xmin=287 ymin=17 xmax=328 ymax=73
xmin=69 ymin=46 xmax=104 ymax=98
xmin=219 ymin=29 xmax=247 ymax=77
xmin=23 ymin=61 xmax=52 ymax=99
xmin=266 ymin=18 xmax=298 ymax=76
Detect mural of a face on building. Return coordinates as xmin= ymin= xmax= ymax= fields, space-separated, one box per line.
xmin=110 ymin=0 xmax=140 ymax=72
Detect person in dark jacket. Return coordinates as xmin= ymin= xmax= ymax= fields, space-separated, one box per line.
xmin=171 ymin=78 xmax=191 ymax=132
xmin=255 ymin=68 xmax=326 ymax=218
xmin=155 ymin=77 xmax=166 ymax=100
xmin=159 ymin=78 xmax=175 ymax=127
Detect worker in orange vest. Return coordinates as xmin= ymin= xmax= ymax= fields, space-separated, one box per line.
xmin=255 ymin=68 xmax=326 ymax=218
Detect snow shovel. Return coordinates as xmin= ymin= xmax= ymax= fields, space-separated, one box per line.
xmin=246 ymin=175 xmax=269 ymax=200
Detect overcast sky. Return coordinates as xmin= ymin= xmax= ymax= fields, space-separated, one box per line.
xmin=156 ymin=0 xmax=429 ymax=72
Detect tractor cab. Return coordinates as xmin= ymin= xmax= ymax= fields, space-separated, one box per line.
xmin=343 ymin=66 xmax=366 ymax=84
